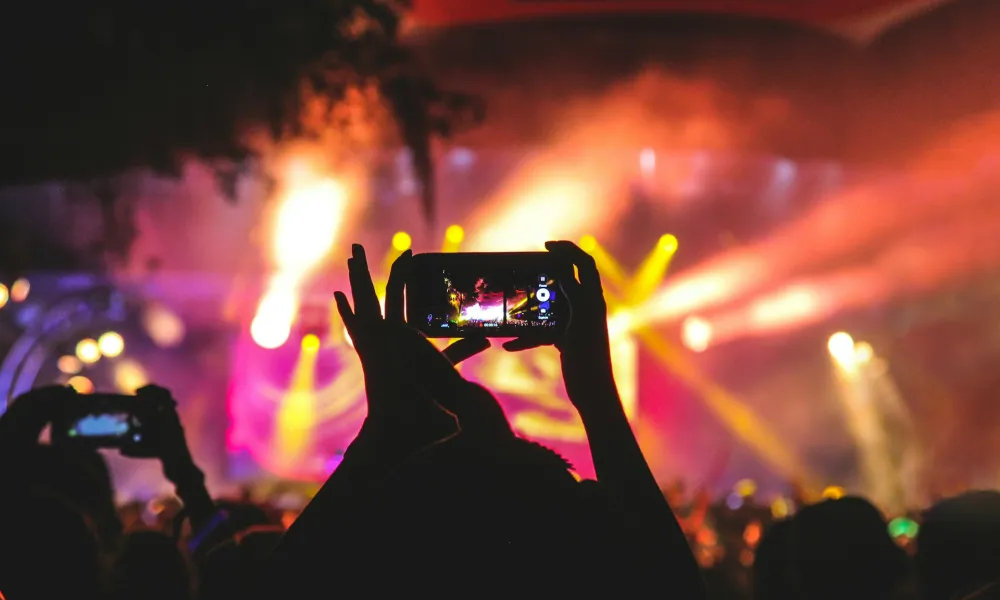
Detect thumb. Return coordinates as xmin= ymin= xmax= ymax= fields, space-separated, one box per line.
xmin=501 ymin=338 xmax=548 ymax=353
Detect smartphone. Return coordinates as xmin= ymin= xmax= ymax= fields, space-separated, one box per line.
xmin=406 ymin=252 xmax=571 ymax=338
xmin=54 ymin=393 xmax=146 ymax=449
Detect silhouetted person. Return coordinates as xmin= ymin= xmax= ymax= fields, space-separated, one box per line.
xmin=917 ymin=491 xmax=1000 ymax=600
xmin=753 ymin=518 xmax=794 ymax=600
xmin=111 ymin=531 xmax=192 ymax=600
xmin=789 ymin=496 xmax=914 ymax=600
xmin=271 ymin=243 xmax=705 ymax=596
xmin=0 ymin=490 xmax=107 ymax=600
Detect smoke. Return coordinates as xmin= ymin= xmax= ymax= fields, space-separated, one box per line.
xmin=465 ymin=67 xmax=796 ymax=250
xmin=638 ymin=108 xmax=1000 ymax=345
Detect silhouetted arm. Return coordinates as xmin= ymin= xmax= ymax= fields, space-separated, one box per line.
xmin=509 ymin=241 xmax=705 ymax=597
xmin=571 ymin=367 xmax=707 ymax=598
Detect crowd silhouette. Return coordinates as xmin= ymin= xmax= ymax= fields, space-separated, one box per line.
xmin=1 ymin=242 xmax=999 ymax=599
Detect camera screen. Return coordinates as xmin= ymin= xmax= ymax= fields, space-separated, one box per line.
xmin=69 ymin=413 xmax=133 ymax=438
xmin=424 ymin=266 xmax=561 ymax=334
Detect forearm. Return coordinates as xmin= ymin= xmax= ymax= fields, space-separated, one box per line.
xmin=165 ymin=457 xmax=217 ymax=530
xmin=575 ymin=384 xmax=706 ymax=597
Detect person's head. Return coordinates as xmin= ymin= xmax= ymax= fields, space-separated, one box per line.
xmin=916 ymin=491 xmax=1000 ymax=600
xmin=753 ymin=518 xmax=794 ymax=600
xmin=0 ymin=490 xmax=107 ymax=600
xmin=337 ymin=434 xmax=615 ymax=588
xmin=788 ymin=496 xmax=913 ymax=600
xmin=111 ymin=531 xmax=191 ymax=600
xmin=1 ymin=444 xmax=122 ymax=552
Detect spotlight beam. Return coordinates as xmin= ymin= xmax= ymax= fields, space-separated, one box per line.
xmin=590 ymin=237 xmax=818 ymax=488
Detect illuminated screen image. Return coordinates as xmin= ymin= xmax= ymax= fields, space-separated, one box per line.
xmin=428 ymin=268 xmax=560 ymax=334
xmin=69 ymin=413 xmax=132 ymax=438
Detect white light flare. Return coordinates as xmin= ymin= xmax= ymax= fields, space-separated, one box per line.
xmin=251 ymin=283 xmax=299 ymax=349
xmin=273 ymin=177 xmax=347 ymax=276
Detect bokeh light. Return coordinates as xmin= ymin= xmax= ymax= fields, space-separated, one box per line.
xmin=0 ymin=283 xmax=9 ymax=309
xmin=9 ymin=278 xmax=29 ymax=302
xmin=854 ymin=341 xmax=874 ymax=364
xmin=445 ymin=225 xmax=464 ymax=245
xmin=301 ymin=334 xmax=321 ymax=352
xmin=67 ymin=375 xmax=94 ymax=394
xmin=57 ymin=355 xmax=82 ymax=375
xmin=114 ymin=359 xmax=149 ymax=394
xmin=75 ymin=339 xmax=101 ymax=364
xmin=827 ymin=332 xmax=856 ymax=368
xmin=734 ymin=478 xmax=757 ymax=497
xmin=658 ymin=234 xmax=679 ymax=253
xmin=682 ymin=316 xmax=713 ymax=352
xmin=392 ymin=231 xmax=412 ymax=252
xmin=98 ymin=332 xmax=125 ymax=358
xmin=142 ymin=303 xmax=185 ymax=348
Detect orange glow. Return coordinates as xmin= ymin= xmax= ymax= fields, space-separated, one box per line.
xmin=9 ymin=278 xmax=28 ymax=302
xmin=67 ymin=376 xmax=95 ymax=394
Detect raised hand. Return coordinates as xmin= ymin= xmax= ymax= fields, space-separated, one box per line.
xmin=335 ymin=244 xmax=513 ymax=456
xmin=0 ymin=385 xmax=75 ymax=449
xmin=502 ymin=241 xmax=616 ymax=412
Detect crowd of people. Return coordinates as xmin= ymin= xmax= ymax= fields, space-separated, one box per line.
xmin=2 ymin=242 xmax=999 ymax=599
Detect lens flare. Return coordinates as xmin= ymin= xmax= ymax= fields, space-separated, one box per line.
xmin=273 ymin=177 xmax=346 ymax=275
xmin=75 ymin=339 xmax=101 ymax=364
xmin=827 ymin=332 xmax=856 ymax=369
xmin=98 ymin=332 xmax=125 ymax=358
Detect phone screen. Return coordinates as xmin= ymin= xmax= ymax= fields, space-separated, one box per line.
xmin=67 ymin=412 xmax=141 ymax=445
xmin=407 ymin=252 xmax=568 ymax=338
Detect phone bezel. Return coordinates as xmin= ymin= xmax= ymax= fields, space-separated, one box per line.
xmin=405 ymin=251 xmax=570 ymax=339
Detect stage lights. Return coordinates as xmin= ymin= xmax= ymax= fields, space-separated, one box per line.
xmin=445 ymin=225 xmax=464 ymax=245
xmin=75 ymin=339 xmax=101 ymax=364
xmin=67 ymin=375 xmax=94 ymax=394
xmin=98 ymin=332 xmax=124 ymax=358
xmin=392 ymin=231 xmax=412 ymax=252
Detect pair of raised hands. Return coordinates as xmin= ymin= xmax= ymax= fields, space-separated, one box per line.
xmin=335 ymin=241 xmax=614 ymax=459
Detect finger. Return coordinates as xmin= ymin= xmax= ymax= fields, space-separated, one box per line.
xmin=384 ymin=249 xmax=412 ymax=324
xmin=441 ymin=337 xmax=491 ymax=366
xmin=334 ymin=291 xmax=358 ymax=331
xmin=349 ymin=245 xmax=381 ymax=321
xmin=545 ymin=240 xmax=602 ymax=289
xmin=501 ymin=338 xmax=548 ymax=352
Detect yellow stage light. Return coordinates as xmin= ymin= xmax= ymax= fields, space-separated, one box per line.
xmin=302 ymin=334 xmax=321 ymax=352
xmin=76 ymin=339 xmax=101 ymax=364
xmin=392 ymin=232 xmax=412 ymax=252
xmin=445 ymin=225 xmax=464 ymax=245
xmin=658 ymin=234 xmax=678 ymax=253
xmin=98 ymin=332 xmax=125 ymax=358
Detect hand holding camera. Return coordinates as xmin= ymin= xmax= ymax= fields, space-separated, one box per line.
xmin=49 ymin=385 xmax=184 ymax=461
